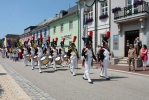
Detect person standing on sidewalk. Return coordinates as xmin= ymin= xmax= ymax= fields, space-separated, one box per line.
xmin=82 ymin=33 xmax=97 ymax=83
xmin=140 ymin=44 xmax=148 ymax=71
xmin=128 ymin=44 xmax=137 ymax=71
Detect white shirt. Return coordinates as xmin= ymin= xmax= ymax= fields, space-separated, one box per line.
xmin=37 ymin=47 xmax=43 ymax=57
xmin=30 ymin=47 xmax=35 ymax=56
xmin=23 ymin=48 xmax=28 ymax=55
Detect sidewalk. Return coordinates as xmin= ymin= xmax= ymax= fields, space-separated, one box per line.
xmin=78 ymin=60 xmax=149 ymax=75
xmin=0 ymin=65 xmax=31 ymax=100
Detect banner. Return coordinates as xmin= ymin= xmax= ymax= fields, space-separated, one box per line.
xmin=7 ymin=39 xmax=11 ymax=47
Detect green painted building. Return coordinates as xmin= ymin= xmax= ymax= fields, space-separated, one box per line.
xmin=48 ymin=5 xmax=79 ymax=52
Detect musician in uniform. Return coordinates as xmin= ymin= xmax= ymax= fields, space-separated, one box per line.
xmin=45 ymin=36 xmax=51 ymax=68
xmin=99 ymin=37 xmax=110 ymax=80
xmin=82 ymin=34 xmax=97 ymax=83
xmin=67 ymin=36 xmax=79 ymax=76
xmin=30 ymin=39 xmax=35 ymax=70
xmin=37 ymin=38 xmax=43 ymax=73
xmin=23 ymin=41 xmax=28 ymax=66
xmin=51 ymin=38 xmax=58 ymax=71
xmin=59 ymin=38 xmax=65 ymax=67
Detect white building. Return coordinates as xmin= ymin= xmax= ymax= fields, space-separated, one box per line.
xmin=111 ymin=0 xmax=149 ymax=57
xmin=77 ymin=0 xmax=110 ymax=54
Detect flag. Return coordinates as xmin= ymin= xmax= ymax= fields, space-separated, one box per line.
xmin=19 ymin=39 xmax=22 ymax=46
xmin=10 ymin=38 xmax=12 ymax=47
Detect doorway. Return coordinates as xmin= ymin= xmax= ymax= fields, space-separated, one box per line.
xmin=125 ymin=30 xmax=139 ymax=57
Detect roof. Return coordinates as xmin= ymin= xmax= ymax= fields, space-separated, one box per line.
xmin=5 ymin=34 xmax=20 ymax=38
xmin=49 ymin=5 xmax=78 ymax=24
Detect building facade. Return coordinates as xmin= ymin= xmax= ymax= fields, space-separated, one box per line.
xmin=4 ymin=34 xmax=19 ymax=47
xmin=49 ymin=5 xmax=79 ymax=52
xmin=111 ymin=0 xmax=149 ymax=57
xmin=77 ymin=0 xmax=110 ymax=53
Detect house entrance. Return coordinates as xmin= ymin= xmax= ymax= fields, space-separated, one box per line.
xmin=125 ymin=30 xmax=139 ymax=57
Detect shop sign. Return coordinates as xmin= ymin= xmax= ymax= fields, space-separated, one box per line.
xmin=61 ymin=34 xmax=72 ymax=39
xmin=113 ymin=35 xmax=119 ymax=50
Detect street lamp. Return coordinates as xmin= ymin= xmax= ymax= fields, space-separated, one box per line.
xmin=84 ymin=0 xmax=106 ymax=53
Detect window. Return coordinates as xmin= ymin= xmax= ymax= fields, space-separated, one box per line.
xmin=127 ymin=0 xmax=138 ymax=14
xmin=44 ymin=29 xmax=47 ymax=37
xmin=54 ymin=26 xmax=56 ymax=34
xmin=101 ymin=2 xmax=108 ymax=15
xmin=40 ymin=30 xmax=42 ymax=34
xmin=61 ymin=24 xmax=64 ymax=32
xmin=88 ymin=7 xmax=93 ymax=19
xmin=69 ymin=21 xmax=73 ymax=30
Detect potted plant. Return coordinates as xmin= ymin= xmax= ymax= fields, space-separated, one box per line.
xmin=99 ymin=14 xmax=108 ymax=19
xmin=86 ymin=18 xmax=93 ymax=23
xmin=133 ymin=0 xmax=143 ymax=7
xmin=112 ymin=7 xmax=121 ymax=13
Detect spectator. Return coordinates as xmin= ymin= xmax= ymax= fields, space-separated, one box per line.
xmin=125 ymin=40 xmax=130 ymax=57
xmin=140 ymin=44 xmax=148 ymax=71
xmin=128 ymin=44 xmax=137 ymax=71
xmin=136 ymin=37 xmax=142 ymax=53
xmin=134 ymin=38 xmax=139 ymax=56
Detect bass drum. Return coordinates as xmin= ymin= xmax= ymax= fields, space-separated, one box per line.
xmin=55 ymin=57 xmax=62 ymax=65
xmin=26 ymin=55 xmax=31 ymax=61
xmin=40 ymin=56 xmax=49 ymax=65
xmin=64 ymin=55 xmax=68 ymax=61
xmin=48 ymin=56 xmax=53 ymax=62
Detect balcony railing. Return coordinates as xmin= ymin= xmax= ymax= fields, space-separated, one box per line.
xmin=114 ymin=1 xmax=149 ymax=20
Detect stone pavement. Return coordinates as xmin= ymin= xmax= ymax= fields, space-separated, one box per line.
xmin=0 ymin=61 xmax=56 ymax=100
xmin=0 ymin=64 xmax=31 ymax=100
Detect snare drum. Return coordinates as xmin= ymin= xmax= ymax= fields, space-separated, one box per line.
xmin=64 ymin=55 xmax=68 ymax=61
xmin=40 ymin=56 xmax=49 ymax=65
xmin=26 ymin=55 xmax=31 ymax=61
xmin=55 ymin=57 xmax=62 ymax=65
xmin=34 ymin=56 xmax=37 ymax=62
xmin=48 ymin=56 xmax=53 ymax=62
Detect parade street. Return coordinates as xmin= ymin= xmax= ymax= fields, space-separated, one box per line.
xmin=0 ymin=57 xmax=149 ymax=100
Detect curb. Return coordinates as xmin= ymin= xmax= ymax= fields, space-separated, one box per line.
xmin=78 ymin=64 xmax=149 ymax=77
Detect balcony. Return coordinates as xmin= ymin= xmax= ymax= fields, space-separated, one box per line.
xmin=113 ymin=1 xmax=149 ymax=23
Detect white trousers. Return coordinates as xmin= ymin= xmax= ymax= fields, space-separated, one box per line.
xmin=61 ymin=55 xmax=64 ymax=66
xmin=9 ymin=53 xmax=12 ymax=59
xmin=84 ymin=60 xmax=91 ymax=82
xmin=100 ymin=59 xmax=109 ymax=78
xmin=70 ymin=57 xmax=77 ymax=74
xmin=142 ymin=60 xmax=147 ymax=66
xmin=38 ymin=57 xmax=42 ymax=72
xmin=53 ymin=57 xmax=57 ymax=70
xmin=23 ymin=55 xmax=28 ymax=66
xmin=31 ymin=56 xmax=34 ymax=69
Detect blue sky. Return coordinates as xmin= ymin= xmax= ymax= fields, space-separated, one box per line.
xmin=0 ymin=0 xmax=77 ymax=39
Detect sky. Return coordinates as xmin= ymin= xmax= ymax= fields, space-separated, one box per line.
xmin=0 ymin=0 xmax=77 ymax=39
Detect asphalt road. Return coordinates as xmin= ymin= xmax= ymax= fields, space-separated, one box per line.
xmin=0 ymin=57 xmax=149 ymax=100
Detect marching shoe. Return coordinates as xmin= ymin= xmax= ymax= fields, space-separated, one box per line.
xmin=73 ymin=73 xmax=76 ymax=76
xmin=39 ymin=71 xmax=42 ymax=73
xmin=88 ymin=80 xmax=93 ymax=84
xmin=100 ymin=75 xmax=104 ymax=77
xmin=32 ymin=67 xmax=34 ymax=70
xmin=106 ymin=78 xmax=110 ymax=80
xmin=82 ymin=77 xmax=87 ymax=80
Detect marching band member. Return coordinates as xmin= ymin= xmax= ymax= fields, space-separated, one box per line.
xmin=99 ymin=42 xmax=110 ymax=80
xmin=45 ymin=36 xmax=51 ymax=68
xmin=8 ymin=47 xmax=13 ymax=59
xmin=23 ymin=41 xmax=28 ymax=66
xmin=51 ymin=38 xmax=58 ymax=71
xmin=37 ymin=34 xmax=43 ymax=73
xmin=30 ymin=37 xmax=35 ymax=70
xmin=82 ymin=32 xmax=97 ymax=83
xmin=59 ymin=37 xmax=65 ymax=67
xmin=67 ymin=36 xmax=79 ymax=76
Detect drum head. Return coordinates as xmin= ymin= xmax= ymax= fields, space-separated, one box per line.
xmin=55 ymin=57 xmax=60 ymax=61
xmin=49 ymin=56 xmax=52 ymax=58
xmin=34 ymin=56 xmax=37 ymax=58
xmin=40 ymin=56 xmax=46 ymax=60
xmin=64 ymin=55 xmax=67 ymax=57
xmin=26 ymin=55 xmax=29 ymax=56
